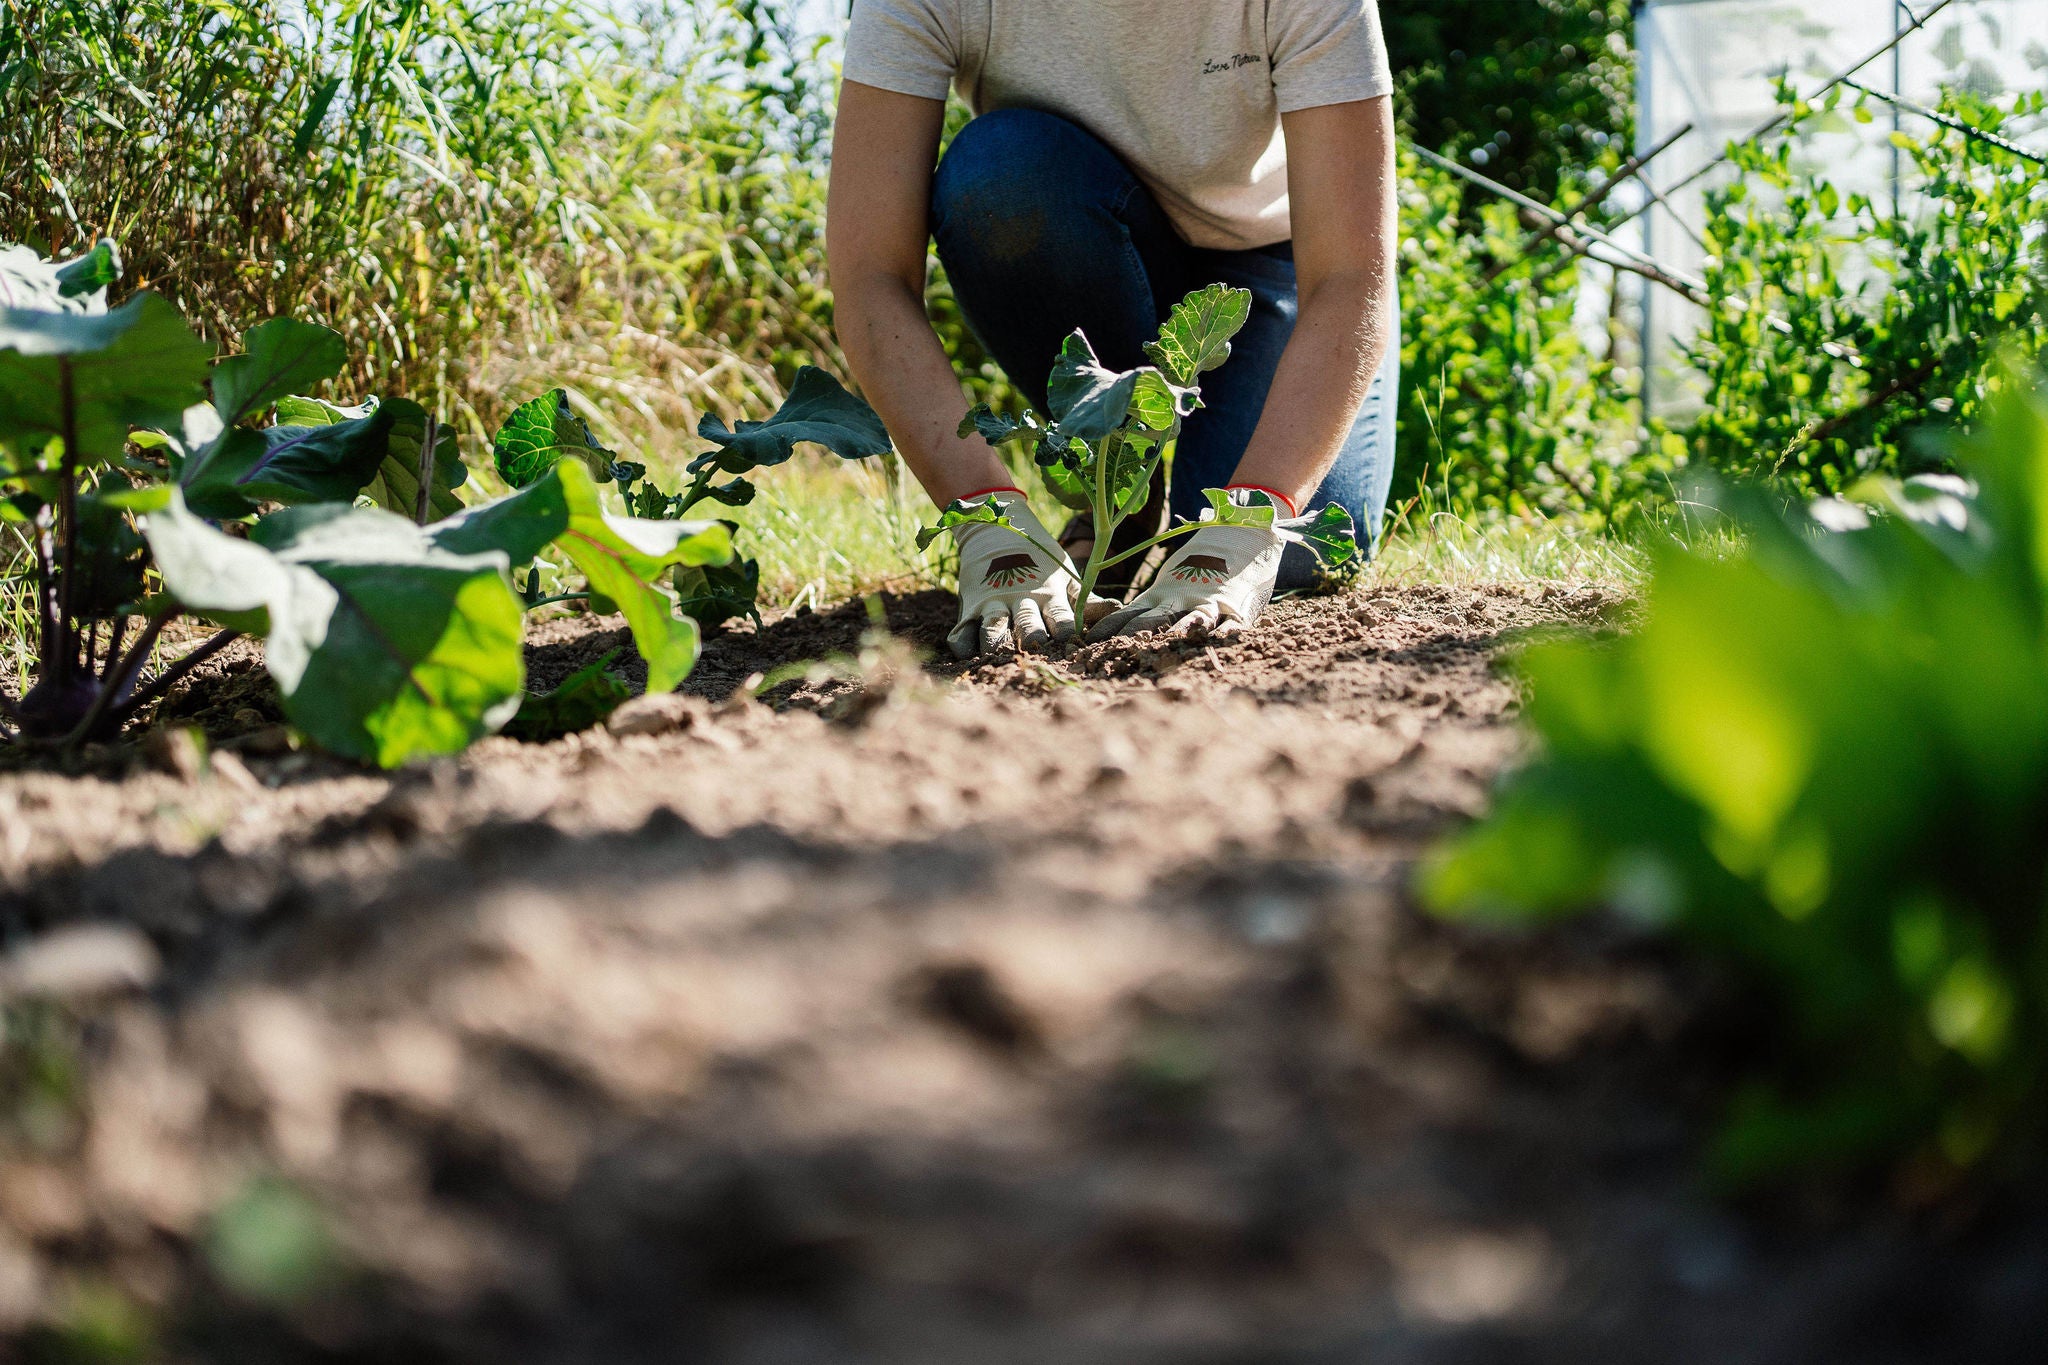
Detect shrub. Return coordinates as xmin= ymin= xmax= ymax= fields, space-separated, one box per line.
xmin=1684 ymin=86 xmax=2048 ymax=495
xmin=1424 ymin=367 xmax=2048 ymax=1189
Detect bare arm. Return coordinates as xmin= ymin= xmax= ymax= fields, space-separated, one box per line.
xmin=826 ymin=80 xmax=1012 ymax=507
xmin=1227 ymin=97 xmax=1398 ymax=511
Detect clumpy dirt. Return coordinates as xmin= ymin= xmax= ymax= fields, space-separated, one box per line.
xmin=0 ymin=586 xmax=2041 ymax=1364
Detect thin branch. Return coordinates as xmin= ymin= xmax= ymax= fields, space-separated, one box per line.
xmin=107 ymin=628 xmax=242 ymax=729
xmin=1840 ymin=78 xmax=2047 ymax=166
xmin=1408 ymin=141 xmax=1706 ymax=292
xmin=1605 ymin=0 xmax=1964 ymax=236
xmin=1491 ymin=121 xmax=1698 ymax=278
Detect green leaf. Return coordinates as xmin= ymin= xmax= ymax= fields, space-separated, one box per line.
xmin=428 ymin=462 xmax=570 ymax=564
xmin=916 ymin=495 xmax=1007 ymax=552
xmin=278 ymin=395 xmax=466 ymax=521
xmin=143 ymin=490 xmax=526 ymax=766
xmin=182 ymin=404 xmax=401 ymax=519
xmin=56 ymin=493 xmax=149 ymax=619
xmin=550 ymin=460 xmax=733 ymax=694
xmin=697 ymin=477 xmax=755 ymax=508
xmin=493 ymin=388 xmax=615 ymax=489
xmin=1045 ymin=331 xmax=1142 ymax=442
xmin=692 ymin=366 xmax=891 ymax=475
xmin=1128 ymin=370 xmax=1198 ymax=431
xmin=1284 ymin=502 xmax=1360 ymax=567
xmin=958 ymin=404 xmax=1039 ymax=446
xmin=0 ymin=241 xmax=116 ymax=314
xmin=1200 ymin=486 xmax=1283 ymax=528
xmin=293 ymin=75 xmax=343 ymax=159
xmin=0 ymin=293 xmax=214 ymax=460
xmin=674 ymin=555 xmax=762 ymax=631
xmin=210 ymin=319 xmax=348 ymax=429
xmin=55 ymin=240 xmax=121 ymax=302
xmin=1144 ymin=283 xmax=1253 ymax=386
xmin=504 ymin=650 xmax=631 ymax=742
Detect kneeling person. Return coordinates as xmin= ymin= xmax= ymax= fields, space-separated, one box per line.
xmin=826 ymin=0 xmax=1399 ymax=655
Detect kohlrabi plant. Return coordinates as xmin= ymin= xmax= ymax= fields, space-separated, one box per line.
xmin=492 ymin=368 xmax=890 ymax=632
xmin=1 ymin=239 xmax=888 ymax=765
xmin=918 ymin=284 xmax=1358 ymax=603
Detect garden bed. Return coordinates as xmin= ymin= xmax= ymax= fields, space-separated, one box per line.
xmin=0 ymin=587 xmax=2040 ymax=1362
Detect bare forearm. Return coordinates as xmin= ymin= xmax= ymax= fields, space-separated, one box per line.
xmin=1228 ymin=275 xmax=1393 ymax=510
xmin=835 ymin=275 xmax=1011 ymax=506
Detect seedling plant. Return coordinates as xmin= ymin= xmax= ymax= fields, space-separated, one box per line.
xmin=919 ymin=284 xmax=1359 ymax=605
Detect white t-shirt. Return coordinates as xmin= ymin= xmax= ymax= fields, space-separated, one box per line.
xmin=843 ymin=1 xmax=1394 ymax=251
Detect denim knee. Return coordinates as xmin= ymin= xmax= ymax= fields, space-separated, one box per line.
xmin=931 ymin=108 xmax=1129 ymax=266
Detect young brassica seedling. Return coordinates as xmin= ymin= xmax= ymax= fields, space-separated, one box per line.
xmin=917 ymin=283 xmax=1358 ymax=613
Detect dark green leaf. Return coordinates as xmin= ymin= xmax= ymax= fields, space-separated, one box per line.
xmin=182 ymin=404 xmax=400 ymax=518
xmin=958 ymin=404 xmax=1038 ymax=446
xmin=692 ymin=366 xmax=890 ymax=475
xmin=916 ymin=495 xmax=1006 ymax=552
xmin=280 ymin=394 xmax=467 ymax=521
xmin=293 ymin=75 xmax=344 ymax=159
xmin=674 ymin=555 xmax=761 ymax=631
xmin=505 ymin=650 xmax=631 ymax=741
xmin=0 ymin=293 xmax=214 ymax=460
xmin=55 ymin=240 xmax=121 ymax=301
xmin=1045 ymin=332 xmax=1141 ymax=442
xmin=211 ymin=319 xmax=348 ymax=429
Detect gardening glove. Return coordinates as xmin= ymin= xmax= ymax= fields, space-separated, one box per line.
xmin=1087 ymin=487 xmax=1289 ymax=642
xmin=949 ymin=488 xmax=1112 ymax=657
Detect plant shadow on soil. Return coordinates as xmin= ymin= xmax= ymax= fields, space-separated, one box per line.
xmin=1 ymin=588 xmax=2044 ymax=1363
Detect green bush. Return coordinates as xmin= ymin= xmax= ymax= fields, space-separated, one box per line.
xmin=1425 ymin=368 xmax=2048 ymax=1189
xmin=1684 ymin=86 xmax=2048 ymax=495
xmin=1393 ymin=146 xmax=1648 ymax=523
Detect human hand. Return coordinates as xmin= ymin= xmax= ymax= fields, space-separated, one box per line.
xmin=1087 ymin=488 xmax=1333 ymax=642
xmin=947 ymin=489 xmax=1113 ymax=656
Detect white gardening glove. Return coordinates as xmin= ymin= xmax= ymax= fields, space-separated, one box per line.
xmin=1087 ymin=487 xmax=1290 ymax=642
xmin=949 ymin=488 xmax=1110 ymax=657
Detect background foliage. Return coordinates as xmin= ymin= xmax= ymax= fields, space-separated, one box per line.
xmin=1427 ymin=372 xmax=2048 ymax=1189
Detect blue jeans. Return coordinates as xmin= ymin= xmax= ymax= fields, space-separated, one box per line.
xmin=930 ymin=107 xmax=1400 ymax=587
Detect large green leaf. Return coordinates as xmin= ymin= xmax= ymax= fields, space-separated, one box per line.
xmin=1045 ymin=332 xmax=1143 ymax=443
xmin=0 ymin=241 xmax=117 ymax=315
xmin=692 ymin=366 xmax=890 ymax=475
xmin=493 ymin=388 xmax=615 ymax=489
xmin=550 ymin=461 xmax=732 ymax=693
xmin=210 ymin=319 xmax=348 ymax=429
xmin=428 ymin=461 xmax=570 ymax=565
xmin=182 ymin=404 xmax=401 ymax=519
xmin=0 ymin=293 xmax=214 ymax=459
xmin=1144 ymin=283 xmax=1253 ymax=387
xmin=275 ymin=395 xmax=466 ymax=520
xmin=143 ymin=491 xmax=525 ymax=767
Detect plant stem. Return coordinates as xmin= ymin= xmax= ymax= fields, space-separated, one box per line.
xmin=413 ymin=409 xmax=439 ymax=525
xmin=1094 ymin=522 xmax=1202 ymax=572
xmin=525 ymin=591 xmax=592 ymax=611
xmin=59 ymin=609 xmax=172 ymax=748
xmin=100 ymin=613 xmax=131 ymax=681
xmin=106 ymin=627 xmax=241 ymax=729
xmin=53 ymin=356 xmax=79 ymax=686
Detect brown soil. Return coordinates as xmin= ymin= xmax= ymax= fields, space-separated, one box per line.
xmin=0 ymin=586 xmax=2040 ymax=1363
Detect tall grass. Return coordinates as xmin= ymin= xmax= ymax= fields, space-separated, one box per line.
xmin=0 ymin=0 xmax=944 ymax=656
